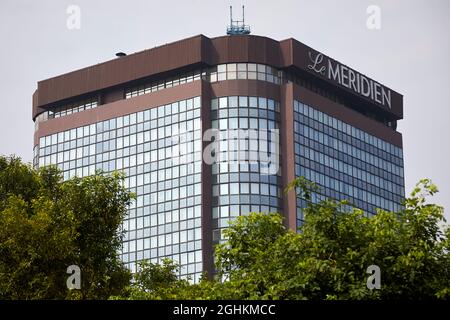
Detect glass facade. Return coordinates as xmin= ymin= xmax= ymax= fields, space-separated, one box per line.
xmin=35 ymin=98 xmax=98 ymax=126
xmin=34 ymin=63 xmax=281 ymax=126
xmin=293 ymin=100 xmax=405 ymax=227
xmin=35 ymin=63 xmax=395 ymax=132
xmin=33 ymin=60 xmax=405 ymax=281
xmin=210 ymin=96 xmax=282 ymax=243
xmin=125 ymin=70 xmax=205 ymax=99
xmin=125 ymin=63 xmax=282 ymax=100
xmin=207 ymin=63 xmax=282 ymax=85
xmin=37 ymin=97 xmax=204 ymax=282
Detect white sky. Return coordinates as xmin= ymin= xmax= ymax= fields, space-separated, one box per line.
xmin=0 ymin=0 xmax=449 ymax=221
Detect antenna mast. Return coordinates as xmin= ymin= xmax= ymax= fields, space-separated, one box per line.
xmin=226 ymin=5 xmax=251 ymax=35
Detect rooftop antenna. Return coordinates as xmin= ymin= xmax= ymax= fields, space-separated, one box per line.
xmin=226 ymin=5 xmax=251 ymax=35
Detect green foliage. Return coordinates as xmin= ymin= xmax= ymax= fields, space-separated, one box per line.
xmin=0 ymin=156 xmax=133 ymax=299
xmin=126 ymin=177 xmax=450 ymax=300
xmin=60 ymin=172 xmax=133 ymax=299
xmin=2 ymin=156 xmax=448 ymax=300
xmin=133 ymin=259 xmax=183 ymax=293
xmin=210 ymin=177 xmax=450 ymax=299
xmin=215 ymin=212 xmax=285 ymax=277
xmin=112 ymin=259 xmax=191 ymax=300
xmin=284 ymin=176 xmax=319 ymax=201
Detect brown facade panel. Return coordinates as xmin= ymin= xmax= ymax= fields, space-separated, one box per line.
xmin=102 ymin=88 xmax=124 ymax=105
xmin=207 ymin=35 xmax=281 ymax=67
xmin=279 ymin=39 xmax=293 ymax=66
xmin=199 ymin=81 xmax=214 ymax=278
xmin=36 ymin=35 xmax=205 ymax=109
xmin=33 ymin=34 xmax=403 ymax=122
xmin=280 ymin=83 xmax=297 ymax=231
xmin=32 ymin=90 xmax=44 ymax=120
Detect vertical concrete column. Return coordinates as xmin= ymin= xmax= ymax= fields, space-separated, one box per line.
xmin=200 ymin=80 xmax=214 ymax=278
xmin=280 ymin=82 xmax=297 ymax=231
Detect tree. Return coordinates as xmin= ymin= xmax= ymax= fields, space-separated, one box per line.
xmin=0 ymin=156 xmax=133 ymax=299
xmin=5 ymin=153 xmax=446 ymax=300
xmin=115 ymin=259 xmax=224 ymax=300
xmin=124 ymin=177 xmax=450 ymax=300
xmin=212 ymin=178 xmax=450 ymax=299
xmin=59 ymin=172 xmax=134 ymax=299
xmin=116 ymin=258 xmax=192 ymax=300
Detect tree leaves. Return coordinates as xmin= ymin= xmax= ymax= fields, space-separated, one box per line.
xmin=126 ymin=178 xmax=450 ymax=300
xmin=0 ymin=156 xmax=132 ymax=299
xmin=2 ymin=156 xmax=448 ymax=300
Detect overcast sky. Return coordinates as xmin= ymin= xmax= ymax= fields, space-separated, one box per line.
xmin=1 ymin=0 xmax=449 ymax=220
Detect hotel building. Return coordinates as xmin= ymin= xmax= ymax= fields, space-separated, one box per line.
xmin=33 ymin=34 xmax=405 ymax=281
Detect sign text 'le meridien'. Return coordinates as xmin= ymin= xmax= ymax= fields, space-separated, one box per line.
xmin=307 ymin=51 xmax=391 ymax=109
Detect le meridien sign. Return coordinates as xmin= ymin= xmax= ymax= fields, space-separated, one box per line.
xmin=307 ymin=51 xmax=392 ymax=109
